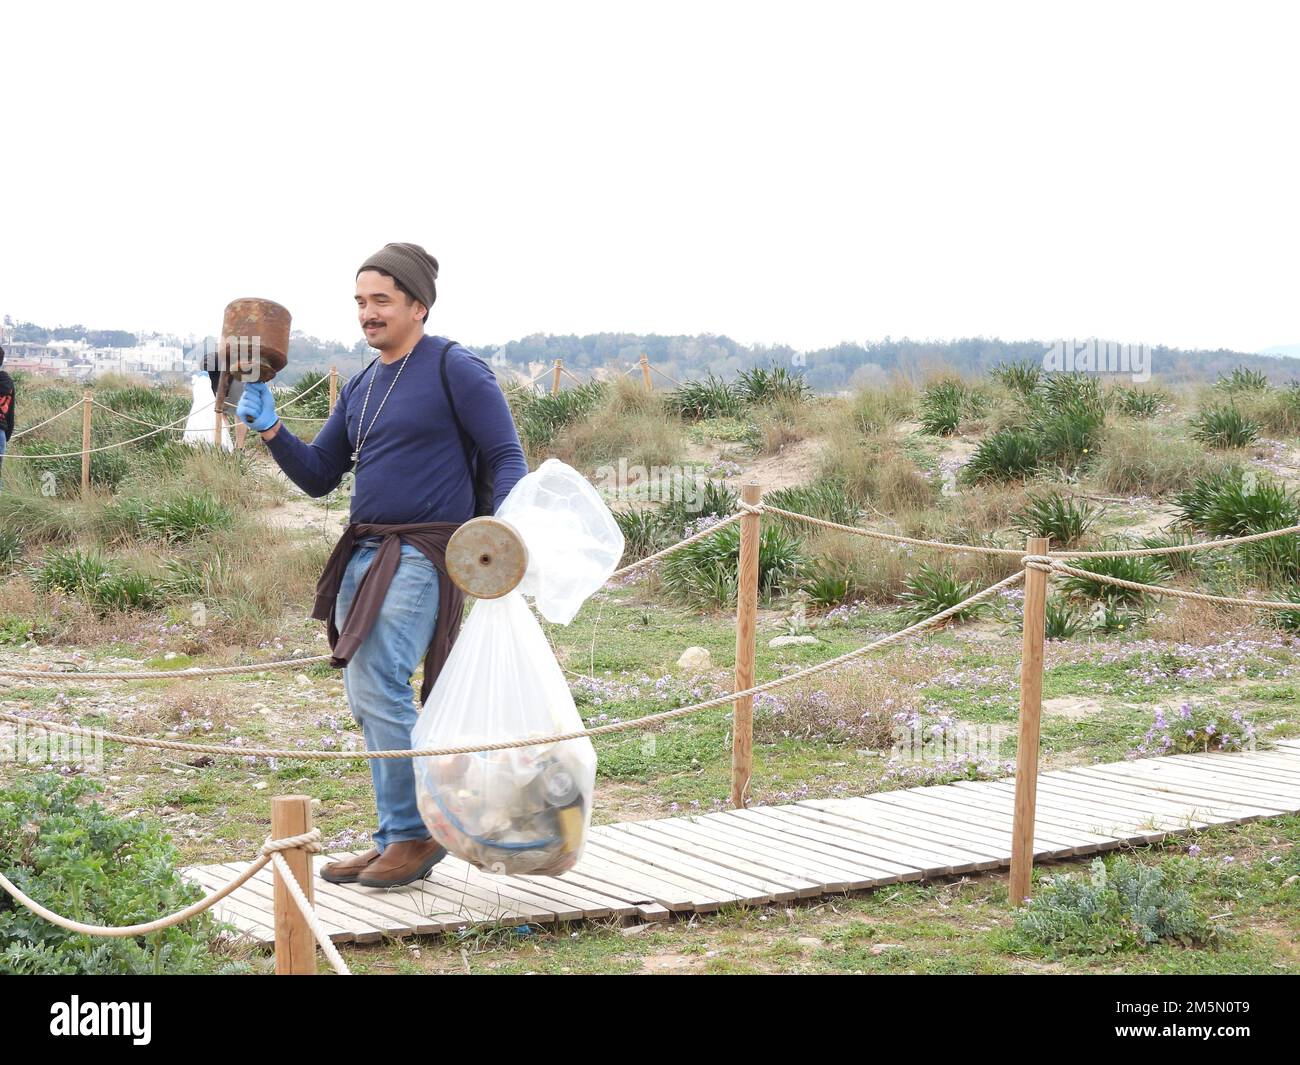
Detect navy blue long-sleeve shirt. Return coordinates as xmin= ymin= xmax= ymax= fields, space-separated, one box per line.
xmin=264 ymin=335 xmax=527 ymax=524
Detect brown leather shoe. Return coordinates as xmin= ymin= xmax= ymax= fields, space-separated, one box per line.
xmin=320 ymin=847 xmax=380 ymax=885
xmin=356 ymin=838 xmax=446 ymax=888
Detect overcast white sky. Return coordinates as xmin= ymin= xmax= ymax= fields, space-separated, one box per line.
xmin=2 ymin=1 xmax=1296 ymax=353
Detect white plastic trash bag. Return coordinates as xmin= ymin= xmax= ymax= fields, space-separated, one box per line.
xmin=413 ymin=460 xmax=623 ymax=875
xmin=181 ymin=373 xmax=231 ymax=450
xmin=413 ymin=591 xmax=597 ymax=875
xmin=496 ymin=458 xmax=625 ymax=624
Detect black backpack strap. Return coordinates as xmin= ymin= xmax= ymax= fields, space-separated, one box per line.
xmin=437 ymin=339 xmax=475 ymax=468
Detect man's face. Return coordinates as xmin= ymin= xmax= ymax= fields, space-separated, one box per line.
xmin=355 ymin=270 xmax=426 ymax=349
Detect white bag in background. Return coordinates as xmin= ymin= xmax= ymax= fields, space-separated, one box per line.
xmin=413 ymin=460 xmax=622 ymax=875
xmin=181 ymin=374 xmax=231 ymax=450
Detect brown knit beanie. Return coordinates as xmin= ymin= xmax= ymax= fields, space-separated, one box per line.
xmin=357 ymin=243 xmax=439 ymax=318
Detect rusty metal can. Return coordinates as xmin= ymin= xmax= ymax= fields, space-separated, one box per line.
xmin=220 ymin=297 xmax=291 ymax=383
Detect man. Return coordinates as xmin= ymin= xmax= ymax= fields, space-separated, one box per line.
xmin=0 ymin=346 xmax=14 ymax=492
xmin=237 ymin=243 xmax=528 ymax=888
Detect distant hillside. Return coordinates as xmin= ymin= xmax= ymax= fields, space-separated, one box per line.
xmin=10 ymin=315 xmax=1300 ymax=391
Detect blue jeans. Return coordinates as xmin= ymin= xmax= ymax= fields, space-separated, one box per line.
xmin=335 ymin=540 xmax=441 ymax=851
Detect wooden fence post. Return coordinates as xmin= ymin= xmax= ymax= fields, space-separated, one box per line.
xmin=1010 ymin=535 xmax=1050 ymax=906
xmin=732 ymin=481 xmax=762 ymax=808
xmin=80 ymin=390 xmax=92 ymax=495
xmin=551 ymin=359 xmax=563 ymax=396
xmin=329 ymin=366 xmax=338 ymax=413
xmin=272 ymin=794 xmax=316 ymax=975
xmin=640 ymin=353 xmax=654 ymax=393
xmin=213 ymin=369 xmax=229 ymax=449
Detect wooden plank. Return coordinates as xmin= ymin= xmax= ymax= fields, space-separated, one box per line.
xmin=946 ymin=780 xmax=1147 ymax=841
xmin=181 ymin=867 xmax=276 ymax=943
xmin=796 ymin=799 xmax=1006 ymax=870
xmin=590 ymin=827 xmax=780 ymax=905
xmin=206 ymin=862 xmax=372 ymax=943
xmin=685 ymin=811 xmax=908 ymax=887
xmin=190 ymin=866 xmax=352 ymax=944
xmin=214 ymin=862 xmax=388 ymax=942
xmin=414 ymin=864 xmax=563 ymax=926
xmin=748 ymin=806 xmax=961 ymax=879
xmin=751 ymin=805 xmax=966 ymax=876
xmin=717 ymin=807 xmax=932 ymax=879
xmin=822 ymin=796 xmax=1013 ymax=865
xmin=1083 ymin=764 xmax=1295 ymax=813
xmin=868 ymin=790 xmax=1085 ymax=857
xmin=619 ymin=820 xmax=826 ymax=897
xmin=637 ymin=818 xmax=834 ymax=895
xmin=1239 ymin=752 xmax=1300 ymax=775
xmin=540 ymin=868 xmax=673 ymax=920
xmin=1036 ymin=772 xmax=1256 ymax=824
xmin=638 ymin=816 xmax=871 ymax=893
xmin=905 ymin=784 xmax=1120 ymax=849
xmin=569 ymin=848 xmax=722 ymax=911
xmin=1158 ymin=755 xmax=1300 ymax=792
xmin=493 ymin=872 xmax=622 ymax=920
xmin=935 ymin=781 xmax=1127 ymax=843
xmin=602 ymin=823 xmax=801 ymax=901
xmin=971 ymin=781 xmax=1176 ymax=840
xmin=1046 ymin=766 xmax=1273 ymax=817
xmin=302 ymin=854 xmax=471 ymax=932
xmin=1022 ymin=774 xmax=1234 ymax=824
xmin=422 ymin=858 xmax=592 ymax=923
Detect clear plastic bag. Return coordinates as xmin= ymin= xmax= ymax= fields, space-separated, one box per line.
xmin=413 ymin=591 xmax=596 ymax=875
xmin=496 ymin=458 xmax=625 ymax=624
xmin=413 ymin=461 xmax=622 ymax=875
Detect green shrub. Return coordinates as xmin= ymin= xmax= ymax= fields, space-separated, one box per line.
xmin=1038 ymin=400 xmax=1106 ymax=470
xmin=800 ymin=558 xmax=858 ymax=607
xmin=1108 ymin=386 xmax=1165 ymax=418
xmin=1057 ymin=551 xmax=1172 ymax=607
xmin=1040 ymin=372 xmax=1105 ymax=415
xmin=962 ymin=429 xmax=1043 ymax=483
xmin=14 ymin=439 xmax=131 ymax=491
xmin=1011 ymin=856 xmax=1216 ymax=955
xmin=764 ymin=479 xmax=859 ymax=529
xmin=517 ymin=382 xmax=607 ymax=452
xmin=1043 ymin=596 xmax=1084 ymax=640
xmin=1014 ymin=492 xmax=1100 ymax=548
xmin=1215 ymin=366 xmax=1270 ymax=393
xmin=897 ymin=562 xmax=992 ymax=625
xmin=1088 ymin=601 xmax=1147 ymax=634
xmin=660 ymin=520 xmax=804 ymax=608
xmin=0 ymin=531 xmax=22 ymax=571
xmin=735 ymin=364 xmax=811 ymax=405
xmin=1191 ymin=405 xmax=1259 ymax=449
xmin=274 ymin=370 xmax=333 ymax=420
xmin=664 ymin=375 xmax=746 ymax=421
xmin=0 ymin=775 xmax=245 ymax=975
xmin=918 ymin=380 xmax=968 ymax=436
xmin=990 ymin=361 xmax=1041 ymax=395
xmin=1173 ymin=467 xmax=1247 ymax=529
xmin=613 ymin=508 xmax=669 ymax=563
xmin=33 ymin=548 xmax=164 ymax=613
xmin=1179 ymin=474 xmax=1300 ymax=538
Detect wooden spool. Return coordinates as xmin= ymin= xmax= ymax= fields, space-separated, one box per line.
xmin=445 ymin=517 xmax=529 ymax=599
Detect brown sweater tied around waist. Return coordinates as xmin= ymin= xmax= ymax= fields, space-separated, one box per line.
xmin=312 ymin=522 xmax=468 ymax=704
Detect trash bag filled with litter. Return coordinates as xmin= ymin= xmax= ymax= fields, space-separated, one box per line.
xmin=413 ymin=460 xmax=623 ymax=875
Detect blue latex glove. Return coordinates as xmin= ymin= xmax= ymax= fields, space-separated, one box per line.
xmin=236 ymin=382 xmax=280 ymax=432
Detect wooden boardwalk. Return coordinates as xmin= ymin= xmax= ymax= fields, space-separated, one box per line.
xmin=184 ymin=739 xmax=1300 ymax=945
